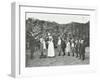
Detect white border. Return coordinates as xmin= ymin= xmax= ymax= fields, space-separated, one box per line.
xmin=11 ymin=2 xmax=97 ymax=78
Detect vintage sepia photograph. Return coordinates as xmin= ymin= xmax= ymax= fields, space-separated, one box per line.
xmin=25 ymin=12 xmax=90 ymax=67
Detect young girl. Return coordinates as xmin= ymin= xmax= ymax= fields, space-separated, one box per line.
xmin=57 ymin=37 xmax=61 ymax=56
xmin=65 ymin=40 xmax=71 ymax=56
xmin=42 ymin=38 xmax=46 ymax=57
xmin=71 ymin=39 xmax=75 ymax=56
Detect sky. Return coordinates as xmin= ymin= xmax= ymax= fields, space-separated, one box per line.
xmin=26 ymin=12 xmax=90 ymax=24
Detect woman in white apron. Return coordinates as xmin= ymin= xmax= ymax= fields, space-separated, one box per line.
xmin=47 ymin=36 xmax=55 ymax=57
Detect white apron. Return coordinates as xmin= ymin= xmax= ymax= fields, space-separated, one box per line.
xmin=47 ymin=41 xmax=55 ymax=57
xmin=65 ymin=42 xmax=71 ymax=53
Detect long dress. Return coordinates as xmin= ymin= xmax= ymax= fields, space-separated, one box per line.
xmin=57 ymin=39 xmax=61 ymax=54
xmin=43 ymin=40 xmax=46 ymax=50
xmin=42 ymin=40 xmax=46 ymax=55
xmin=65 ymin=42 xmax=71 ymax=53
xmin=47 ymin=39 xmax=55 ymax=57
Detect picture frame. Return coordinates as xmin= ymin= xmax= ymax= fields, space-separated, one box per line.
xmin=11 ymin=2 xmax=97 ymax=78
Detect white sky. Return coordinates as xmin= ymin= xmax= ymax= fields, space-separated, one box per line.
xmin=26 ymin=13 xmax=90 ymax=24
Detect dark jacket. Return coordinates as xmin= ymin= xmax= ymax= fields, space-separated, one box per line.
xmin=80 ymin=42 xmax=85 ymax=54
xmin=61 ymin=39 xmax=66 ymax=49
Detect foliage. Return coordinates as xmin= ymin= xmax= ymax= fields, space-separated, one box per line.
xmin=26 ymin=18 xmax=89 ymax=40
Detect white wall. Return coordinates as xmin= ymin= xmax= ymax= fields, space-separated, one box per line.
xmin=0 ymin=0 xmax=100 ymax=80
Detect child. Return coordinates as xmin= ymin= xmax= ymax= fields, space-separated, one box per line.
xmin=71 ymin=39 xmax=75 ymax=56
xmin=65 ymin=40 xmax=71 ymax=56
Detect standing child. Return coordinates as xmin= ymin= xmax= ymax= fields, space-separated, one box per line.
xmin=42 ymin=38 xmax=46 ymax=57
xmin=71 ymin=39 xmax=75 ymax=56
xmin=61 ymin=38 xmax=66 ymax=56
xmin=75 ymin=39 xmax=79 ymax=58
xmin=65 ymin=39 xmax=71 ymax=56
xmin=57 ymin=37 xmax=62 ymax=56
xmin=40 ymin=37 xmax=46 ymax=58
xmin=40 ymin=37 xmax=44 ymax=58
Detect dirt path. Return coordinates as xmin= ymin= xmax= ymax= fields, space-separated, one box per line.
xmin=26 ymin=47 xmax=89 ymax=67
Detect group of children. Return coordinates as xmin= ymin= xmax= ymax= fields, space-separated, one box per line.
xmin=57 ymin=37 xmax=86 ymax=60
xmin=39 ymin=33 xmax=86 ymax=60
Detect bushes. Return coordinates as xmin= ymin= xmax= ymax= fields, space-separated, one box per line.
xmin=26 ymin=18 xmax=90 ymax=49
